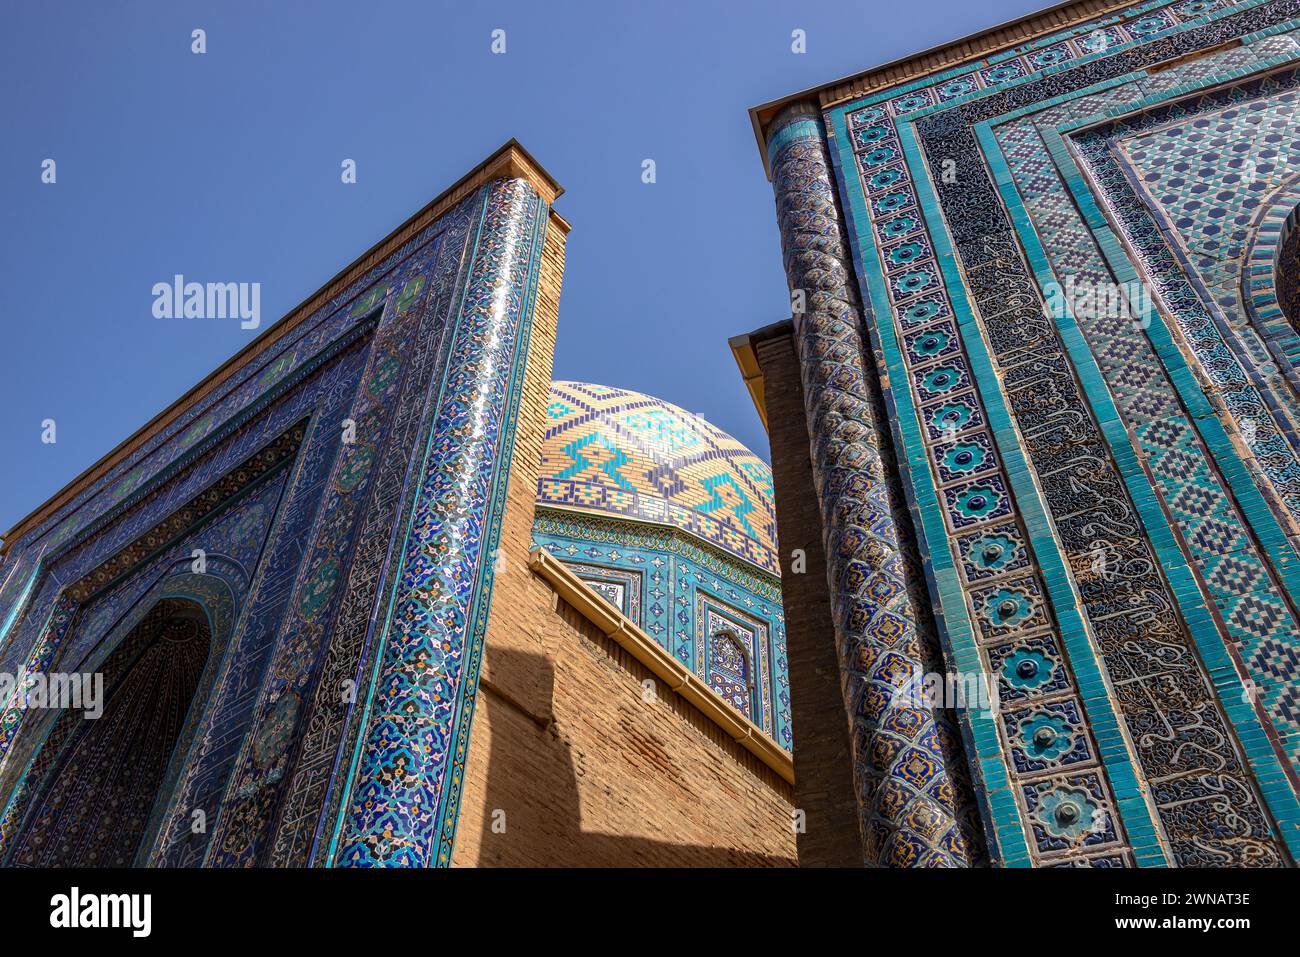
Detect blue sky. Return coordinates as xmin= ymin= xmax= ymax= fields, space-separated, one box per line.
xmin=0 ymin=0 xmax=1045 ymax=534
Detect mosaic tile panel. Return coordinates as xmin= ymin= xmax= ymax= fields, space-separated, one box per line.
xmin=566 ymin=561 xmax=644 ymax=623
xmin=1076 ymin=71 xmax=1300 ymax=525
xmin=701 ymin=604 xmax=762 ymax=720
xmin=207 ymin=252 xmax=458 ymax=867
xmin=0 ymin=169 xmax=493 ymax=612
xmin=336 ymin=178 xmax=548 ymax=867
xmin=534 ymin=378 xmax=788 ymax=743
xmin=0 ymin=166 xmax=550 ymax=870
xmin=875 ymin=0 xmax=1227 ymax=122
xmin=270 ymin=198 xmax=487 ymax=868
xmin=985 ymin=44 xmax=1300 ymax=783
xmin=0 ymin=475 xmax=278 ymax=863
xmin=838 ymin=101 xmax=1134 ymax=867
xmin=1241 ymin=183 xmax=1300 ymax=360
xmin=0 ymin=336 xmax=376 ymax=867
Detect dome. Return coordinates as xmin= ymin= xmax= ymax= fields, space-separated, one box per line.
xmin=538 ymin=382 xmax=778 ymax=575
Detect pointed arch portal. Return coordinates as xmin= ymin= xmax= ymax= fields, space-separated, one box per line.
xmin=6 ymin=598 xmax=211 ymax=867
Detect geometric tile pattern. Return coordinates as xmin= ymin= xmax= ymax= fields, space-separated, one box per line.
xmin=1088 ymin=72 xmax=1300 ymax=521
xmin=874 ymin=0 xmax=1218 ymax=120
xmin=1240 ymin=182 xmax=1300 ymax=362
xmin=701 ymin=602 xmax=764 ymax=720
xmin=0 ymin=473 xmax=281 ymax=864
xmin=534 ymin=381 xmax=788 ymax=741
xmin=566 ymin=561 xmax=644 ymax=623
xmin=539 ymin=381 xmax=779 ymax=574
xmin=338 ymin=179 xmax=548 ymax=867
xmin=1057 ymin=66 xmax=1300 ymax=777
xmin=1 ymin=333 xmax=385 ymax=870
xmin=991 ymin=63 xmax=1300 ymax=788
xmin=842 ymin=99 xmax=1131 ymax=868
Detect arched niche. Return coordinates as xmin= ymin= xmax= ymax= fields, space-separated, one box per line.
xmin=1240 ymin=180 xmax=1300 ymax=376
xmin=707 ymin=628 xmax=757 ymax=720
xmin=0 ymin=564 xmax=241 ymax=866
xmin=3 ymin=596 xmax=212 ymax=866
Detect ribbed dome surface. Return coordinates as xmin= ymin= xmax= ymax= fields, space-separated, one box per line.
xmin=537 ymin=381 xmax=778 ymax=574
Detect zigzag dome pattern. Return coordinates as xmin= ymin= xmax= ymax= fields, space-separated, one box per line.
xmin=538 ymin=381 xmax=779 ymax=575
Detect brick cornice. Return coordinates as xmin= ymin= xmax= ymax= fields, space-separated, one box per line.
xmin=728 ymin=319 xmax=795 ymax=433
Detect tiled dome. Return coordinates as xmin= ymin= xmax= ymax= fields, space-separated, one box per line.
xmin=538 ymin=382 xmax=778 ymax=575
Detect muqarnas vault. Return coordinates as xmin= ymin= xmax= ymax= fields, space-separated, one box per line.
xmin=733 ymin=0 xmax=1300 ymax=867
xmin=0 ymin=144 xmax=795 ymax=868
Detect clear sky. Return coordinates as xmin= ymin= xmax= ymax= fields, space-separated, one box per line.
xmin=0 ymin=0 xmax=1046 ymax=536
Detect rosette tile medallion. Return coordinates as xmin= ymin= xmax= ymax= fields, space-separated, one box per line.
xmin=734 ymin=0 xmax=1300 ymax=866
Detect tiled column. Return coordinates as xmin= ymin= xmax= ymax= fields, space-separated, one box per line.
xmin=766 ymin=103 xmax=982 ymax=866
xmin=335 ymin=177 xmax=546 ymax=867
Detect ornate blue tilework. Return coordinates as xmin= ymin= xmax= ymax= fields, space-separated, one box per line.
xmin=988 ymin=48 xmax=1300 ymax=794
xmin=0 ymin=159 xmax=557 ymax=870
xmin=803 ymin=0 xmax=1300 ymax=865
xmin=1075 ymin=73 xmax=1300 ymax=522
xmin=539 ymin=382 xmax=779 ymax=575
xmin=533 ymin=379 xmax=788 ymax=742
xmin=335 ymin=178 xmax=549 ymax=868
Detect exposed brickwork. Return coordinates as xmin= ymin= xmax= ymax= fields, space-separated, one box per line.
xmin=755 ymin=327 xmax=862 ymax=867
xmin=451 ymin=212 xmax=795 ymax=867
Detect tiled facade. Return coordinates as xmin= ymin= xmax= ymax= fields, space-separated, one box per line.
xmin=741 ymin=0 xmax=1300 ymax=866
xmin=0 ymin=147 xmax=566 ymax=868
xmin=11 ymin=0 xmax=1300 ymax=872
xmin=0 ymin=141 xmax=795 ymax=870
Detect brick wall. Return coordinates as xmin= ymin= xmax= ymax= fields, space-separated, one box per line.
xmin=450 ymin=207 xmax=795 ymax=867
xmin=754 ymin=326 xmax=863 ymax=867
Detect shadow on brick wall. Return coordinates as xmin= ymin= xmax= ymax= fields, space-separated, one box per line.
xmin=463 ymin=646 xmax=791 ymax=867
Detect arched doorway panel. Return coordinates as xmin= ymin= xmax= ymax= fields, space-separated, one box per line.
xmin=0 ymin=449 xmax=291 ymax=863
xmin=0 ymin=452 xmax=290 ymax=786
xmin=3 ymin=596 xmax=212 ymax=866
xmin=0 ymin=563 xmax=242 ymax=865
